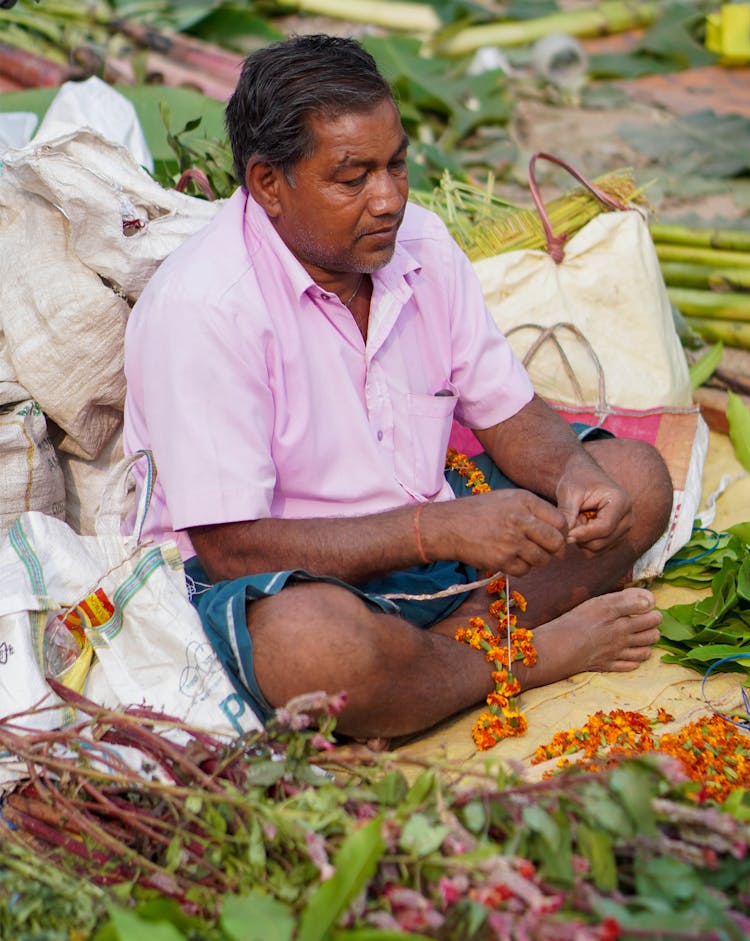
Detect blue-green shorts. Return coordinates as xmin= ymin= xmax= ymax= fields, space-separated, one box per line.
xmin=186 ymin=427 xmax=612 ymax=723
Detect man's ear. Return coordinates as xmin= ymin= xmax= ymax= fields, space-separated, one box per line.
xmin=245 ymin=159 xmax=283 ymax=217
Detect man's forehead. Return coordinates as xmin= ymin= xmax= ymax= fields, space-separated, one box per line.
xmin=307 ymin=105 xmax=407 ymax=159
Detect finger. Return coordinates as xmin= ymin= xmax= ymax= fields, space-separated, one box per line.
xmin=568 ymin=506 xmax=632 ymax=546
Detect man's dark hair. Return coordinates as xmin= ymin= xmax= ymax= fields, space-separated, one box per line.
xmin=225 ymin=34 xmax=395 ymax=185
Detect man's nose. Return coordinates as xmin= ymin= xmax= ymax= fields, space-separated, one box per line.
xmin=368 ymin=170 xmax=406 ymax=215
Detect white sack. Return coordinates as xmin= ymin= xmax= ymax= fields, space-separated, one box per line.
xmin=0 ymin=129 xmax=220 ymax=459
xmin=0 ymin=399 xmax=65 ymax=538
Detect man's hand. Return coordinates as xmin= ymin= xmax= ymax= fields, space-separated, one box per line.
xmin=555 ymin=459 xmax=633 ymax=554
xmin=430 ymin=489 xmax=569 ymax=577
xmin=475 ymin=396 xmax=635 ymax=559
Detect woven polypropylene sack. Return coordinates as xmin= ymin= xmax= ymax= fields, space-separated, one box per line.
xmin=0 ymin=399 xmax=65 ymax=538
xmin=0 ymin=130 xmax=219 ymax=459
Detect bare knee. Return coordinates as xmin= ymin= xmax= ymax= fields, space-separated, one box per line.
xmin=247 ymin=582 xmax=388 ymax=712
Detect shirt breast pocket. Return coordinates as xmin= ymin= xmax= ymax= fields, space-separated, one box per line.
xmin=394 ymin=391 xmax=458 ymax=499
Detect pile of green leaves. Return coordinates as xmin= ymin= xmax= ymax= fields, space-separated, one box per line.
xmin=657 ymin=522 xmax=750 ymax=684
xmin=2 ymin=683 xmax=750 ymax=941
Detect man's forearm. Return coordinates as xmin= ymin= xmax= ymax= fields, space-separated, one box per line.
xmin=188 ymin=505 xmax=430 ymax=584
xmin=474 ymin=394 xmax=603 ymax=499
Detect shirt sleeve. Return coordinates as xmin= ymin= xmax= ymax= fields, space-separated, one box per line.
xmin=125 ymin=265 xmax=278 ymax=535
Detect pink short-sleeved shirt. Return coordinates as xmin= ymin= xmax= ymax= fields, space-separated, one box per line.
xmin=123 ymin=189 xmax=534 ymax=560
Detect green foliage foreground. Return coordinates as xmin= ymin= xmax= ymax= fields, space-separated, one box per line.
xmin=1 ymin=682 xmax=749 ymax=941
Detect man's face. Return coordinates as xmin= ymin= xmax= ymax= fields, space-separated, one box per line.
xmin=268 ymin=98 xmax=409 ymax=279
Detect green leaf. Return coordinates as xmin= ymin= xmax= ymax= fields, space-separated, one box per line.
xmin=372 ymin=769 xmax=408 ymax=806
xmin=521 ymin=805 xmax=562 ymax=852
xmin=297 ymin=817 xmax=385 ymax=941
xmin=460 ymin=799 xmax=487 ymax=834
xmin=619 ymin=110 xmax=750 ymax=178
xmin=399 ymin=813 xmax=448 ymax=856
xmin=187 ymin=7 xmax=283 ymax=52
xmin=728 ymin=522 xmax=750 ymax=547
xmin=403 ymin=770 xmax=436 ymax=808
xmin=689 ymin=342 xmax=723 ymax=389
xmin=609 ymin=763 xmax=656 ymax=836
xmin=576 ymin=822 xmax=616 ymax=891
xmin=221 ymin=891 xmax=294 ymax=941
xmin=581 ymin=794 xmax=633 ymax=838
xmin=109 ymin=906 xmax=187 ymax=941
xmin=739 ymin=557 xmax=750 ymax=602
xmin=658 ymin=609 xmax=698 ymax=642
xmin=679 ymin=642 xmax=750 ymax=663
xmin=728 ymin=390 xmax=750 ymax=472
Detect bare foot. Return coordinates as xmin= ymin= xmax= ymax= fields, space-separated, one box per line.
xmin=514 ymin=587 xmax=662 ymax=690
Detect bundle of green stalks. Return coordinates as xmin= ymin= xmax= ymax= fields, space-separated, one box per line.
xmin=411 ymin=167 xmax=641 ymax=262
xmin=652 ymin=223 xmax=750 ymax=350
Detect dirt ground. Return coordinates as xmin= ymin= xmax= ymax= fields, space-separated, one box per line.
xmin=502 ymin=84 xmax=749 ymax=226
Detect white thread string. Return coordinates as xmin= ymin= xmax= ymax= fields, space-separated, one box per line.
xmin=381 ymin=569 xmax=504 ymax=602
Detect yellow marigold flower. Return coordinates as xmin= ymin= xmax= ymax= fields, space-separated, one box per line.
xmin=511 ymin=590 xmax=527 ymax=612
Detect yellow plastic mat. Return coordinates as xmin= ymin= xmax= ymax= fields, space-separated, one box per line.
xmin=398 ymin=431 xmax=750 ymax=773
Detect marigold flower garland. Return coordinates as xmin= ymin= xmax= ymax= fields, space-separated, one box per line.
xmin=446 ymin=448 xmax=537 ymax=751
xmin=532 ymin=707 xmax=750 ymax=804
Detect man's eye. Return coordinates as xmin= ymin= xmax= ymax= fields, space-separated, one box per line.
xmin=341 ymin=174 xmax=366 ymax=187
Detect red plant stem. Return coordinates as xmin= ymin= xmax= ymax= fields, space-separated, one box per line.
xmin=112 ymin=19 xmax=243 ymax=83
xmin=0 ymin=42 xmax=75 ymax=86
xmin=3 ymin=805 xmax=113 ymax=866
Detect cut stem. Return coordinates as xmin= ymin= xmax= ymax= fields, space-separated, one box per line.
xmin=274 ymin=0 xmax=441 ymax=32
xmin=683 ymin=317 xmax=750 ymax=350
xmin=651 ymin=223 xmax=750 ymax=254
xmin=660 ymin=262 xmax=750 ymax=292
xmin=667 ymin=287 xmax=750 ymax=321
xmin=656 ymin=243 xmax=750 ymax=270
xmin=435 ymin=1 xmax=657 ymax=56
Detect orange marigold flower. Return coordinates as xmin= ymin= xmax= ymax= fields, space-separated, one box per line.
xmin=488 ymin=600 xmax=506 ymax=620
xmin=510 ymin=628 xmax=534 ymax=644
xmin=487 ymin=691 xmax=510 ymax=709
xmin=504 ymin=675 xmax=521 ymax=697
xmin=486 ymin=647 xmax=509 ymax=666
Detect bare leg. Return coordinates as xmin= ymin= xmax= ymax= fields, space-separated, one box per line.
xmin=247 ymin=587 xmax=661 ymax=739
xmin=247 ymin=581 xmax=495 ymax=739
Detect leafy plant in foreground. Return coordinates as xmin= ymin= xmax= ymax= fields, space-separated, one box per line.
xmin=1 ymin=682 xmax=750 ymax=940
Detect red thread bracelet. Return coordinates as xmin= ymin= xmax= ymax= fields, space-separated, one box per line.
xmin=413 ymin=503 xmax=430 ymax=565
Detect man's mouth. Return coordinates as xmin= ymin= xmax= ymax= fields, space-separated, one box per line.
xmin=361 ymin=216 xmax=404 ymax=243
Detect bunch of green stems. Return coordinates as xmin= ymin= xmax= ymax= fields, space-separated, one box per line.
xmin=654 ymin=224 xmax=750 ymax=350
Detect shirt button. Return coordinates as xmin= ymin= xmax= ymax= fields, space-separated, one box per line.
xmin=377 ymin=430 xmax=384 ymax=442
